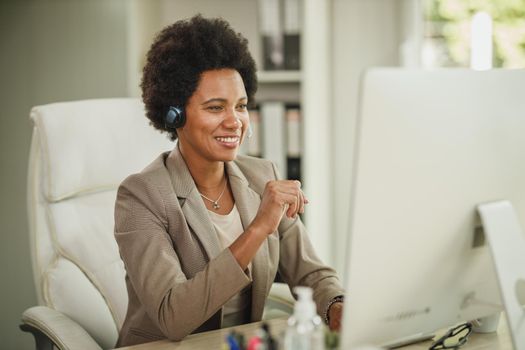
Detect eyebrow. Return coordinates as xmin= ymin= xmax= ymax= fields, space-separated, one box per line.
xmin=201 ymin=97 xmax=248 ymax=105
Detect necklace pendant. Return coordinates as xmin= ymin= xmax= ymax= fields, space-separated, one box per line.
xmin=213 ymin=202 xmax=220 ymax=210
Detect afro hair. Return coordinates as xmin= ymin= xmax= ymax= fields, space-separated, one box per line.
xmin=141 ymin=15 xmax=258 ymax=140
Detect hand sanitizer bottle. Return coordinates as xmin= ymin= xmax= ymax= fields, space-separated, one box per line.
xmin=284 ymin=286 xmax=325 ymax=350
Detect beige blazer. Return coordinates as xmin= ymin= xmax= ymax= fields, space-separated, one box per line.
xmin=114 ymin=147 xmax=344 ymax=347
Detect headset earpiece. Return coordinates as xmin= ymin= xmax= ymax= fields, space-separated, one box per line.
xmin=247 ymin=124 xmax=253 ymax=138
xmin=165 ymin=106 xmax=185 ymax=129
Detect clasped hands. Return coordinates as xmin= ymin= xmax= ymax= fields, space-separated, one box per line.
xmin=251 ymin=180 xmax=308 ymax=235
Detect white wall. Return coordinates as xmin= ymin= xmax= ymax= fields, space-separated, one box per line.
xmin=302 ymin=0 xmax=333 ymax=263
xmin=330 ymin=0 xmax=408 ymax=275
xmin=0 ymin=1 xmax=129 ymax=348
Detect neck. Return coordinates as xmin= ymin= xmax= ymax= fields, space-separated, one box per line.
xmin=177 ymin=143 xmax=226 ymax=191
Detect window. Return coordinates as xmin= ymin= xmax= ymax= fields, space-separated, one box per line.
xmin=422 ymin=0 xmax=525 ymax=69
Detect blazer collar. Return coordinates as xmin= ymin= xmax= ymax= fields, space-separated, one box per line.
xmin=165 ymin=144 xmax=251 ymax=197
xmin=165 ymin=144 xmax=196 ymax=199
xmin=165 ymin=145 xmax=270 ymax=318
xmin=165 ymin=145 xmax=222 ymax=260
xmin=164 ymin=146 xmax=263 ymax=253
xmin=226 ymin=161 xmax=271 ymax=321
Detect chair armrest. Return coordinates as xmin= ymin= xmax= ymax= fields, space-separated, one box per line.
xmin=21 ymin=306 xmax=102 ymax=350
xmin=263 ymin=282 xmax=295 ymax=320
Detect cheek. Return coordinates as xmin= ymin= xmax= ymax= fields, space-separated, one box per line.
xmin=187 ymin=116 xmax=219 ymax=133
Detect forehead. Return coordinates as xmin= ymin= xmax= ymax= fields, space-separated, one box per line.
xmin=193 ymin=69 xmax=247 ymax=100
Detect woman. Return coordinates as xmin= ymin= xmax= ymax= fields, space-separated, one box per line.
xmin=114 ymin=15 xmax=344 ymax=347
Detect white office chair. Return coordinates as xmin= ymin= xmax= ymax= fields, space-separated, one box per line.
xmin=21 ymin=98 xmax=293 ymax=350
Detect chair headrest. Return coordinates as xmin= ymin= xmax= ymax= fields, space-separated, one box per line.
xmin=31 ymin=98 xmax=173 ymax=201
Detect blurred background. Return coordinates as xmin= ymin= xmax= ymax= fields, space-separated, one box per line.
xmin=1 ymin=0 xmax=524 ymax=348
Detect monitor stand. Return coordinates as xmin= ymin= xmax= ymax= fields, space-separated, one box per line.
xmin=478 ymin=200 xmax=525 ymax=350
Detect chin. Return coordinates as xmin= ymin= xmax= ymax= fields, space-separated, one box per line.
xmin=220 ymin=151 xmax=238 ymax=162
xmin=209 ymin=149 xmax=238 ymax=162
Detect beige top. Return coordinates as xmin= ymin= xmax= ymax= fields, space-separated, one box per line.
xmin=207 ymin=206 xmax=252 ymax=327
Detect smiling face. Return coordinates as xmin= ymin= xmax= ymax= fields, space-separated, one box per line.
xmin=176 ymin=68 xmax=250 ymax=166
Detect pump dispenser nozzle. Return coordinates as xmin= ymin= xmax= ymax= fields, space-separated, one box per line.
xmin=293 ymin=286 xmax=317 ymax=321
xmin=284 ymin=286 xmax=325 ymax=349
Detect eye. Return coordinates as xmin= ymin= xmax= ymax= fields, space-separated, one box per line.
xmin=236 ymin=103 xmax=248 ymax=111
xmin=206 ymin=105 xmax=223 ymax=112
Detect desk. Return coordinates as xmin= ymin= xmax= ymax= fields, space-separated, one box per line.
xmin=115 ymin=317 xmax=513 ymax=350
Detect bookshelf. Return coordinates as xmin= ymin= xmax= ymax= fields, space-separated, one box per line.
xmin=241 ymin=0 xmax=304 ymax=183
xmin=241 ymin=0 xmax=332 ymax=265
xmin=257 ymin=70 xmax=302 ymax=83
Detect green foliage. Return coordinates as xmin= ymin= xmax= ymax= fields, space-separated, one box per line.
xmin=426 ymin=0 xmax=525 ymax=67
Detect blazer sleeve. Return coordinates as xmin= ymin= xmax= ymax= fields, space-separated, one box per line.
xmin=114 ymin=174 xmax=251 ymax=341
xmin=271 ymin=163 xmax=345 ymax=317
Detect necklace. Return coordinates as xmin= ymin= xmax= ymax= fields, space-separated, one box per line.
xmin=199 ymin=178 xmax=227 ymax=210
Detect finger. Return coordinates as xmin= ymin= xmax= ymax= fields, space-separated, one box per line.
xmin=279 ymin=181 xmax=305 ymax=198
xmin=294 ymin=186 xmax=307 ymax=214
xmin=292 ymin=180 xmax=303 ymax=216
xmin=270 ymin=181 xmax=306 ymax=216
xmin=298 ymin=190 xmax=305 ymax=214
xmin=288 ymin=193 xmax=299 ymax=218
xmin=294 ymin=182 xmax=303 ymax=217
xmin=279 ymin=190 xmax=304 ymax=206
xmin=284 ymin=182 xmax=306 ymax=217
xmin=295 ymin=193 xmax=301 ymax=217
xmin=280 ymin=193 xmax=298 ymax=218
xmin=281 ymin=203 xmax=289 ymax=217
xmin=291 ymin=180 xmax=309 ymax=206
xmin=284 ymin=184 xmax=300 ymax=218
xmin=275 ymin=181 xmax=300 ymax=193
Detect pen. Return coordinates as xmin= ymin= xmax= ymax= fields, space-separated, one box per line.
xmin=227 ymin=333 xmax=241 ymax=350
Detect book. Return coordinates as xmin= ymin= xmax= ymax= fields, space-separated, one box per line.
xmin=261 ymin=101 xmax=287 ymax=178
xmin=286 ymin=104 xmax=301 ymax=181
xmin=283 ymin=0 xmax=301 ymax=70
xmin=258 ymin=0 xmax=285 ymax=70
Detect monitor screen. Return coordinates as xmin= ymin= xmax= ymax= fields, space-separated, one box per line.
xmin=341 ymin=68 xmax=525 ymax=348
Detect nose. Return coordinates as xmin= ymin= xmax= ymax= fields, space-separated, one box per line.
xmin=223 ymin=109 xmax=242 ymax=130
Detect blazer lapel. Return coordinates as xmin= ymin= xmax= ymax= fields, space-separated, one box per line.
xmin=165 ymin=146 xmax=222 ymax=261
xmin=165 ymin=148 xmax=271 ymax=321
xmin=226 ymin=161 xmax=271 ymax=321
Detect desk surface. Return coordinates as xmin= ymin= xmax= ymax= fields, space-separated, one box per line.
xmin=115 ymin=317 xmax=513 ymax=350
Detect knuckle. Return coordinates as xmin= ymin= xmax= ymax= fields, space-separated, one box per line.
xmin=266 ymin=182 xmax=276 ymax=193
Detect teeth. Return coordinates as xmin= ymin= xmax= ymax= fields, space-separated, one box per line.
xmin=216 ymin=137 xmax=238 ymax=143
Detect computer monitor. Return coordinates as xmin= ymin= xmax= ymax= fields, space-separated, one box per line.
xmin=341 ymin=68 xmax=525 ymax=348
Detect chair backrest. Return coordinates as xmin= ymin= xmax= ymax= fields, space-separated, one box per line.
xmin=27 ymin=98 xmax=173 ymax=349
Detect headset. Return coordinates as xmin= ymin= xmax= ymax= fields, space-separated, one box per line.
xmin=165 ymin=106 xmax=186 ymax=130
xmin=165 ymin=105 xmax=253 ymax=138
